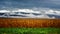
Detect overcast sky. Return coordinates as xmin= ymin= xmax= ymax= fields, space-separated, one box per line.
xmin=0 ymin=0 xmax=60 ymax=9
xmin=0 ymin=0 xmax=60 ymax=18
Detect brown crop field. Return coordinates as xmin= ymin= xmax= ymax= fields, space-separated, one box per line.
xmin=0 ymin=18 xmax=60 ymax=28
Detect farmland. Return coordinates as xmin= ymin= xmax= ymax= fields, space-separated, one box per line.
xmin=0 ymin=18 xmax=60 ymax=34
xmin=0 ymin=18 xmax=60 ymax=28
xmin=0 ymin=28 xmax=60 ymax=34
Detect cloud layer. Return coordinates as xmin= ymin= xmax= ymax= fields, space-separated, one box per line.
xmin=0 ymin=8 xmax=60 ymax=18
xmin=0 ymin=0 xmax=60 ymax=18
xmin=0 ymin=0 xmax=60 ymax=9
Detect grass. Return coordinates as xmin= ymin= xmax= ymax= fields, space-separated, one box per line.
xmin=0 ymin=28 xmax=60 ymax=34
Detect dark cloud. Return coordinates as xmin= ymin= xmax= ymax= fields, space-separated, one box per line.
xmin=0 ymin=0 xmax=60 ymax=9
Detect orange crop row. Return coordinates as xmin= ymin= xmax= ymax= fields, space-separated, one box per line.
xmin=0 ymin=18 xmax=60 ymax=28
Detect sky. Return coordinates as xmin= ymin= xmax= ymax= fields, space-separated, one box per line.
xmin=0 ymin=0 xmax=60 ymax=9
xmin=0 ymin=0 xmax=60 ymax=18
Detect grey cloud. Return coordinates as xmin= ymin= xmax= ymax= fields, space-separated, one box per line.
xmin=0 ymin=0 xmax=60 ymax=9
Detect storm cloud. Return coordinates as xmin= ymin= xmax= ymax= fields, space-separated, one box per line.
xmin=0 ymin=0 xmax=60 ymax=18
xmin=0 ymin=0 xmax=60 ymax=9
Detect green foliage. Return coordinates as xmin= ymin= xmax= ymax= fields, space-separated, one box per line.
xmin=0 ymin=28 xmax=60 ymax=34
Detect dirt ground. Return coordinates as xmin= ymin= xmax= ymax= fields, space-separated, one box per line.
xmin=0 ymin=18 xmax=60 ymax=28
